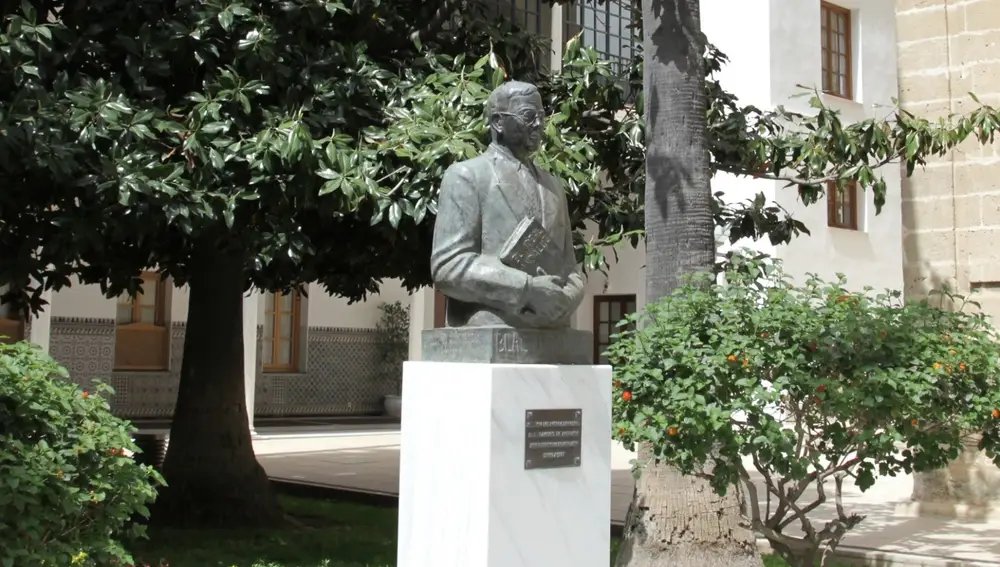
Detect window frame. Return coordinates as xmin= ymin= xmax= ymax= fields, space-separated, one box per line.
xmin=262 ymin=289 xmax=302 ymax=373
xmin=488 ymin=0 xmax=545 ymax=34
xmin=116 ymin=272 xmax=167 ymax=327
xmin=114 ymin=271 xmax=170 ymax=371
xmin=593 ymin=294 xmax=637 ymax=365
xmin=827 ymin=180 xmax=859 ymax=230
xmin=820 ymin=1 xmax=853 ymax=100
xmin=564 ymin=0 xmax=636 ymax=77
xmin=0 ymin=295 xmax=25 ymax=344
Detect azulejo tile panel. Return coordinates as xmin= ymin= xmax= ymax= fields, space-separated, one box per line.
xmin=49 ymin=317 xmax=115 ymax=390
xmin=255 ymin=327 xmax=393 ymax=416
xmin=47 ymin=318 xmax=401 ymax=419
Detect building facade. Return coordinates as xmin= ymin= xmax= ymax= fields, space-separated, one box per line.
xmin=896 ymin=0 xmax=1000 ymax=312
xmin=2 ymin=0 xmax=905 ymax=421
xmin=892 ymin=0 xmax=1000 ymax=517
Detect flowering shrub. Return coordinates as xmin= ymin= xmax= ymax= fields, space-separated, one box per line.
xmin=0 ymin=341 xmax=163 ymax=566
xmin=607 ymin=256 xmax=1000 ymax=567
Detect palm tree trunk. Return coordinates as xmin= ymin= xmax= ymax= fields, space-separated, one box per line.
xmin=615 ymin=1 xmax=761 ymax=565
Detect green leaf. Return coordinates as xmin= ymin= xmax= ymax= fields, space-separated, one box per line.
xmin=8 ymin=16 xmax=22 ymax=36
xmin=106 ymin=102 xmax=132 ymax=114
xmin=491 ymin=66 xmax=504 ymax=88
xmin=209 ymin=148 xmax=225 ymax=169
xmin=388 ymin=201 xmax=402 ymax=228
xmin=218 ymin=9 xmax=234 ymax=31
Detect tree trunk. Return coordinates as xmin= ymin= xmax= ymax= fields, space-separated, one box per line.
xmin=615 ymin=1 xmax=762 ymax=566
xmin=151 ymin=239 xmax=283 ymax=528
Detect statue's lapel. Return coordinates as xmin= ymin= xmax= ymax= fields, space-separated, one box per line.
xmin=490 ymin=153 xmax=538 ymax=224
xmin=537 ymin=174 xmax=562 ymax=233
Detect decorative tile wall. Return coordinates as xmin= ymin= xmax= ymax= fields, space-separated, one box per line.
xmin=49 ymin=317 xmax=115 ymax=389
xmin=255 ymin=327 xmax=392 ymax=416
xmin=108 ymin=324 xmax=185 ymax=417
xmin=45 ymin=317 xmax=397 ymax=419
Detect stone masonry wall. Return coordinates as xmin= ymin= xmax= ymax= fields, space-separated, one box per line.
xmin=896 ymin=0 xmax=1000 ymax=514
xmin=897 ymin=0 xmax=1000 ymax=314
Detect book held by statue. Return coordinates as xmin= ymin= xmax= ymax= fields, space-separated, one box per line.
xmin=498 ymin=217 xmax=557 ymax=275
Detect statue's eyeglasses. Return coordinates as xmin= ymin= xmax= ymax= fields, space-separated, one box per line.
xmin=497 ymin=110 xmax=545 ymax=127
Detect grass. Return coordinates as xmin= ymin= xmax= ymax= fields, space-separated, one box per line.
xmin=130 ymin=495 xmax=833 ymax=567
xmin=132 ymin=497 xmax=397 ymax=567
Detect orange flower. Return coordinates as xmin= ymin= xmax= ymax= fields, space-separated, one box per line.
xmin=56 ymin=471 xmax=63 ymax=478
xmin=82 ymin=391 xmax=89 ymax=399
xmin=760 ymin=332 xmax=769 ymax=338
xmin=959 ymin=362 xmax=967 ymax=371
xmin=992 ymin=408 xmax=999 ymax=419
xmin=933 ymin=362 xmax=942 ymax=371
xmin=667 ymin=427 xmax=679 ymax=436
xmin=911 ymin=419 xmax=918 ymax=426
xmin=621 ymin=391 xmax=632 ymax=402
xmin=836 ymin=294 xmax=849 ymax=303
xmin=618 ymin=428 xmax=626 ymax=436
xmin=727 ymin=354 xmax=737 ymax=362
xmin=742 ymin=358 xmax=749 ymax=367
xmin=950 ymin=349 xmax=957 ymax=355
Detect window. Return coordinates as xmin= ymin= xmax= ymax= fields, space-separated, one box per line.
xmin=262 ymin=290 xmax=302 ymax=372
xmin=827 ymin=180 xmax=859 ymax=230
xmin=565 ymin=0 xmax=635 ymax=76
xmin=115 ymin=272 xmax=169 ymax=370
xmin=821 ymin=2 xmax=852 ymax=99
xmin=0 ymin=300 xmax=24 ymax=344
xmin=486 ymin=0 xmax=547 ymax=35
xmin=593 ymin=294 xmax=636 ymax=364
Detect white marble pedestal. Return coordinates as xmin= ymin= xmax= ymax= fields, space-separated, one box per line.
xmin=397 ymin=361 xmax=612 ymax=567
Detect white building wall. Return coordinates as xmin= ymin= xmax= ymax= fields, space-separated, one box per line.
xmin=170 ymin=285 xmax=190 ymax=323
xmin=47 ymin=276 xmax=411 ymax=331
xmin=702 ymin=0 xmax=780 ymax=262
xmin=51 ymin=278 xmax=114 ymax=319
xmin=572 ymin=0 xmax=903 ymax=328
xmin=768 ymin=0 xmax=904 ymax=292
xmin=575 ymin=228 xmax=645 ymax=337
xmin=307 ymin=279 xmax=411 ymax=329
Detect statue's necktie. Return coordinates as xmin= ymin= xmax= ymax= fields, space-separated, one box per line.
xmin=517 ymin=162 xmax=543 ymax=224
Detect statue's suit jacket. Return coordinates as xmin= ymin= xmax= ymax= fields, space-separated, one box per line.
xmin=430 ymin=143 xmax=582 ymax=329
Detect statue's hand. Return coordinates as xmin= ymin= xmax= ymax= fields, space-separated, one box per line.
xmin=553 ymin=272 xmax=585 ymax=318
xmin=524 ymin=275 xmax=573 ymax=321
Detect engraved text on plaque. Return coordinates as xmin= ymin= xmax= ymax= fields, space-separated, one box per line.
xmin=524 ymin=408 xmax=583 ymax=470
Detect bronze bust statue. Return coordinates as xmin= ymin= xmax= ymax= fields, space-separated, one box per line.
xmin=430 ymin=81 xmax=585 ymax=330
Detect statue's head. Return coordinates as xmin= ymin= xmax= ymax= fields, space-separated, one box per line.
xmin=486 ymin=81 xmax=545 ymax=154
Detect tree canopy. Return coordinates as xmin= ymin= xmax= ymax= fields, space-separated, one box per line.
xmin=3 ymin=0 xmax=999 ymax=308
xmin=0 ymin=0 xmax=637 ymax=310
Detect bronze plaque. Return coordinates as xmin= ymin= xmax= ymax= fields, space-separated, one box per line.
xmin=524 ymin=408 xmax=582 ymax=470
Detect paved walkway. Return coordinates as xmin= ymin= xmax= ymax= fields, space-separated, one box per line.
xmin=254 ymin=429 xmax=1000 ymax=566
